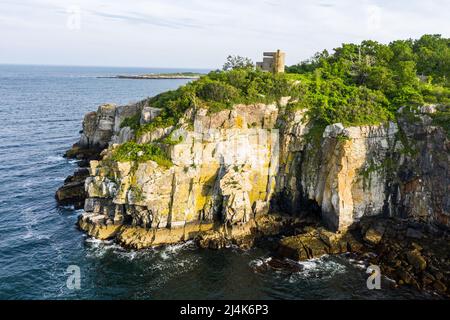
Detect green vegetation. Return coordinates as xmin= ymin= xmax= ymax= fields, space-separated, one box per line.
xmin=132 ymin=68 xmax=297 ymax=136
xmin=159 ymin=131 xmax=184 ymax=145
xmin=358 ymin=157 xmax=397 ymax=190
xmin=116 ymin=34 xmax=448 ymax=163
xmin=222 ymin=55 xmax=254 ymax=71
xmin=430 ymin=105 xmax=450 ymax=138
xmin=130 ymin=185 xmax=144 ymax=202
xmin=120 ymin=114 xmax=141 ymax=130
xmin=286 ymin=34 xmax=450 ymax=134
xmin=111 ymin=141 xmax=172 ymax=167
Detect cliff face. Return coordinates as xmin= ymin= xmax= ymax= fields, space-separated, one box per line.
xmin=67 ymin=98 xmax=449 ymax=248
xmin=393 ymin=111 xmax=450 ymax=227
xmin=276 ymin=118 xmax=400 ymax=231
xmin=276 ymin=106 xmax=449 ymax=231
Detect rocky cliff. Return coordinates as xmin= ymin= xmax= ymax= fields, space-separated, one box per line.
xmin=59 ymin=97 xmax=449 ymax=250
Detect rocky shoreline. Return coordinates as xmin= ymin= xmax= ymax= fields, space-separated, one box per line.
xmin=56 ymin=94 xmax=449 ymax=298
xmin=55 ymin=143 xmax=102 ymax=209
xmin=57 ymin=137 xmax=450 ymax=299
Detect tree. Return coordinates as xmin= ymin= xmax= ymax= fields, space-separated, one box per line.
xmin=222 ymin=55 xmax=254 ymax=71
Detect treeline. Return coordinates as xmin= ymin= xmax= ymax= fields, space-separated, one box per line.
xmin=285 ymin=34 xmax=449 ymax=133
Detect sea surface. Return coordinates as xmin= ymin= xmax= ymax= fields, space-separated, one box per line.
xmin=0 ymin=64 xmax=434 ymax=299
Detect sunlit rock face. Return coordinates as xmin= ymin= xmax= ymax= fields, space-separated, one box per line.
xmin=274 ymin=109 xmax=400 ymax=231
xmin=75 ymin=97 xmax=449 ymax=247
xmin=79 ymin=102 xmax=283 ymax=247
xmin=275 ymin=106 xmax=449 ymax=231
xmin=299 ymin=122 xmax=399 ymax=231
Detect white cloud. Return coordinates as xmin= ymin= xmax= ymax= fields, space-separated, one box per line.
xmin=0 ymin=0 xmax=448 ymax=67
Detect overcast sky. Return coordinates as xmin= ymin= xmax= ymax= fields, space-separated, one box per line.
xmin=0 ymin=0 xmax=449 ymax=68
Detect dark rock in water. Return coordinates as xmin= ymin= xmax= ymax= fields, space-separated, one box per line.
xmin=55 ymin=180 xmax=87 ymax=209
xmin=55 ymin=167 xmax=90 ymax=209
xmin=64 ymin=143 xmax=101 ymax=161
xmin=196 ymin=231 xmax=230 ymax=250
xmin=266 ymin=258 xmax=303 ymax=273
xmin=276 ymin=227 xmax=363 ymax=261
xmin=349 ymin=216 xmax=450 ymax=298
xmin=57 ymin=131 xmax=102 ymax=209
xmin=406 ymin=228 xmax=424 ymax=239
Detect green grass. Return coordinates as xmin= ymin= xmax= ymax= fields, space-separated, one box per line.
xmin=111 ymin=141 xmax=173 ymax=168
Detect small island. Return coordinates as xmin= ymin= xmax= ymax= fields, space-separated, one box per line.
xmin=98 ymin=72 xmax=204 ymax=80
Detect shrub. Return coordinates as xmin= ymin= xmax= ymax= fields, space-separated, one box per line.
xmin=120 ymin=114 xmax=141 ymax=130
xmin=129 ymin=68 xmax=298 ymax=134
xmin=286 ymin=34 xmax=449 ymax=114
xmin=111 ymin=142 xmax=172 ymax=168
xmin=431 ymin=106 xmax=450 ymax=138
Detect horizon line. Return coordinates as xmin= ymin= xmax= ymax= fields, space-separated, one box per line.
xmin=0 ymin=62 xmax=215 ymax=70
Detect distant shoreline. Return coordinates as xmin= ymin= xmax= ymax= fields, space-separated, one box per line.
xmin=98 ymin=72 xmax=204 ymax=80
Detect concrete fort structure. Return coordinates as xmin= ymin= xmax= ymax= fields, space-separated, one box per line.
xmin=256 ymin=50 xmax=285 ymax=73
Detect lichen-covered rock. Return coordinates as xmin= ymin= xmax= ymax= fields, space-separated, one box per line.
xmin=220 ymin=165 xmax=253 ymax=224
xmin=392 ymin=111 xmax=450 ymax=228
xmin=63 ymin=97 xmax=448 ymax=253
xmin=406 ymin=249 xmax=427 ymax=271
xmin=77 ymin=103 xmax=282 ymax=247
xmin=80 ymin=104 xmax=117 ymax=149
xmin=363 ymin=225 xmax=385 ymax=245
xmin=277 ymin=227 xmax=363 ymax=261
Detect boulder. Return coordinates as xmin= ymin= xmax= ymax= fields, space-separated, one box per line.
xmin=277 ymin=231 xmax=329 ymax=261
xmin=322 ymin=123 xmax=345 ymax=138
xmin=363 ymin=225 xmax=385 ymax=245
xmin=140 ymin=107 xmax=162 ymax=124
xmin=406 ymin=249 xmax=427 ymax=271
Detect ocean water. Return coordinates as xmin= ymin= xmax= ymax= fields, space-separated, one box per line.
xmin=0 ymin=64 xmax=433 ymax=300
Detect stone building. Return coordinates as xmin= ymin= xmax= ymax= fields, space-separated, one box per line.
xmin=256 ymin=50 xmax=285 ymax=73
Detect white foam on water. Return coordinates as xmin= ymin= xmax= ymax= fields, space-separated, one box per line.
xmin=164 ymin=240 xmax=195 ymax=253
xmin=250 ymin=254 xmax=349 ymax=283
xmin=249 ymin=256 xmax=272 ymax=268
xmin=45 ymin=155 xmax=64 ymax=163
xmin=291 ymin=256 xmax=348 ymax=281
xmin=21 ymin=207 xmax=52 ymax=241
xmin=160 ymin=251 xmax=170 ymax=261
xmin=84 ymin=237 xmax=123 ymax=258
xmin=85 ymin=237 xmax=114 ymax=245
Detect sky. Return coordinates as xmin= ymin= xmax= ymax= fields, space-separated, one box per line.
xmin=0 ymin=0 xmax=449 ymax=69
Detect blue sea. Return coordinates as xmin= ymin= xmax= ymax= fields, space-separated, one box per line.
xmin=0 ymin=64 xmax=433 ymax=299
